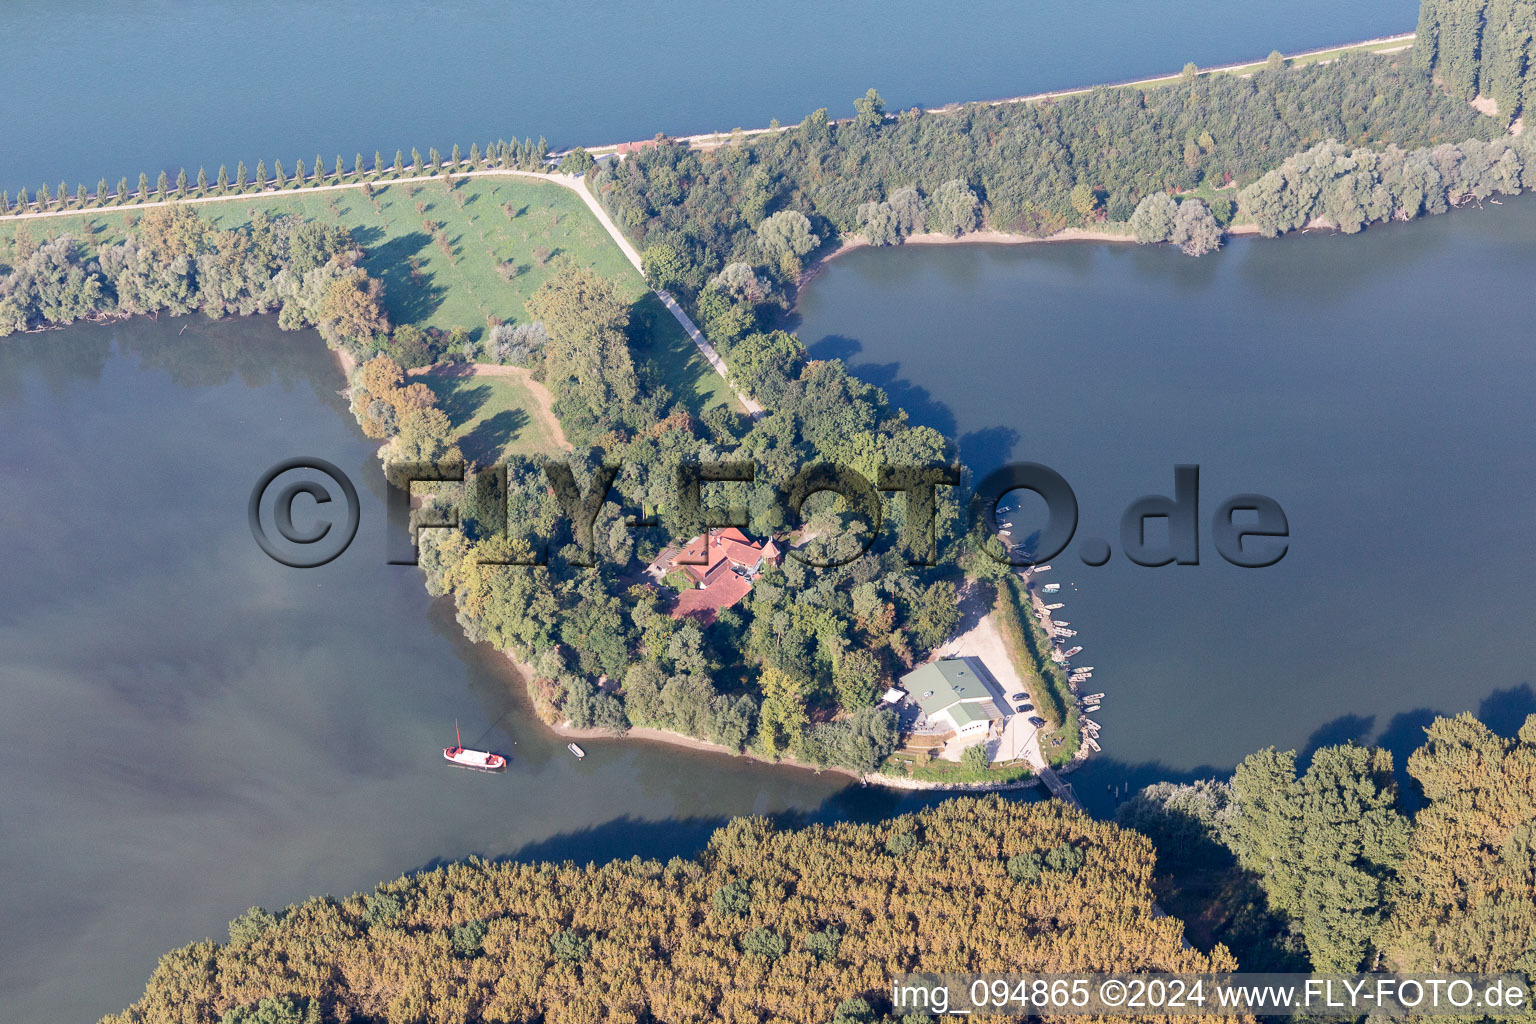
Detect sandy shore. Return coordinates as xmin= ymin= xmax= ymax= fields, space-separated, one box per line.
xmin=807 ymin=221 xmax=1263 ymax=281
xmin=502 ymin=651 xmax=1053 ymax=792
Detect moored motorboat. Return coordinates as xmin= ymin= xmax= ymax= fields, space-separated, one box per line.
xmin=568 ymin=742 xmax=586 ymax=759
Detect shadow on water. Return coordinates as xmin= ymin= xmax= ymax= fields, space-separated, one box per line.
xmin=957 ymin=425 xmax=1022 ymax=473
xmin=1085 ymin=685 xmax=1536 ymax=818
xmin=406 ymin=780 xmax=1042 ymax=881
xmin=1299 ymin=713 xmax=1377 ymax=765
xmin=803 ymin=333 xmax=961 ymax=440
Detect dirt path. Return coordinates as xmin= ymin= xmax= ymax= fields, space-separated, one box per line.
xmin=409 ymin=361 xmax=571 ymax=451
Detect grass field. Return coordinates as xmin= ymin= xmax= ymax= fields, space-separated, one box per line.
xmin=0 ymin=178 xmax=632 ymax=337
xmin=881 ymin=750 xmax=1034 ymax=785
xmin=0 ymin=175 xmax=739 ymax=419
xmin=417 ymin=369 xmax=563 ymax=464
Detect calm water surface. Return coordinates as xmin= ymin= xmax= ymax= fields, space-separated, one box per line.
xmin=3 ymin=1 xmax=1523 ymax=1019
xmin=0 ymin=321 xmax=938 ymax=1021
xmin=793 ymin=198 xmax=1536 ymax=799
xmin=3 ymin=0 xmax=1413 ymax=188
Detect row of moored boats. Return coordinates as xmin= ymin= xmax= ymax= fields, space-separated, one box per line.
xmin=1002 ymin=527 xmax=1106 ymax=755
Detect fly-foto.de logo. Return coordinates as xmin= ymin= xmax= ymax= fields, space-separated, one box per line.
xmin=249 ymin=459 xmax=1289 ymax=570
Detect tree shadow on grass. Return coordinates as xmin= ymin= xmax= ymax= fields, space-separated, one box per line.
xmin=350 ymin=224 xmax=385 ymax=248
xmin=461 ymin=409 xmax=530 ymax=466
xmin=427 ymin=380 xmax=492 ymax=428
xmin=629 ymin=293 xmax=720 ymax=415
xmin=361 ymin=231 xmax=445 ymax=325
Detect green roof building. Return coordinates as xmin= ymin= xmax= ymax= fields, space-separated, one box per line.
xmin=902 ymin=659 xmax=1005 ymax=739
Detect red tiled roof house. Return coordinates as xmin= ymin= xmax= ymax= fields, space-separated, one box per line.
xmin=650 ymin=528 xmax=782 ymax=623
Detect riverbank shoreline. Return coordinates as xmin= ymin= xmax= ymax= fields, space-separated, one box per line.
xmin=799 ymin=222 xmax=1264 ymax=285
xmin=503 ymin=651 xmax=1049 ymax=793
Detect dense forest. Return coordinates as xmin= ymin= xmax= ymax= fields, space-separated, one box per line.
xmin=405 ymin=256 xmax=972 ymax=773
xmin=1417 ymin=0 xmax=1536 ymax=116
xmin=106 ymin=714 xmax=1535 ymax=1023
xmin=596 ymin=51 xmax=1499 ymax=313
xmin=102 ymin=797 xmax=1236 ymax=1024
xmin=0 ymin=205 xmax=389 ymax=342
xmin=1118 ymin=712 xmax=1536 ymax=977
xmin=1237 ymin=135 xmax=1534 ymax=236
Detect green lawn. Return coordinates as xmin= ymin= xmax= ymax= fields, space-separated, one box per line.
xmin=218 ymin=178 xmax=639 ymax=341
xmin=628 ymin=292 xmax=737 ymax=415
xmin=0 ymin=175 xmax=739 ymax=416
xmin=417 ymin=370 xmax=560 ymax=463
xmin=881 ymin=751 xmax=1034 ymax=785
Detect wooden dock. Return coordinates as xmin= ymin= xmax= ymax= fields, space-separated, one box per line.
xmin=1036 ymin=765 xmax=1083 ymax=810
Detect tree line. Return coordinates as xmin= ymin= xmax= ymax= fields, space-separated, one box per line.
xmin=104 ymin=712 xmax=1534 ymax=1022
xmin=596 ymin=49 xmax=1495 ymax=299
xmin=0 ymin=136 xmax=592 ymax=219
xmin=1236 ymin=134 xmax=1536 ymax=236
xmin=1117 ymin=711 xmax=1536 ymax=976
xmin=102 ymin=796 xmax=1236 ymax=1024
xmin=0 ymin=205 xmax=388 ymax=347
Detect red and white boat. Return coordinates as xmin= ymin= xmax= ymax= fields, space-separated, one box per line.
xmin=443 ymin=722 xmax=506 ymax=772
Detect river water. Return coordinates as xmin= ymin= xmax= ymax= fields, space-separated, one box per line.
xmin=3 ymin=0 xmax=1413 ymax=190
xmin=792 ymin=201 xmax=1536 ymax=800
xmin=4 ymin=1 xmax=1520 ymax=1019
xmin=0 ymin=320 xmax=933 ymax=1021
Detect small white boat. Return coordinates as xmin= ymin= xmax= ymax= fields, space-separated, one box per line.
xmin=443 ymin=722 xmax=506 ymax=772
xmin=1045 ymin=602 xmax=1065 ymax=610
xmin=1062 ymin=645 xmax=1083 ymax=658
xmin=1082 ymin=692 xmax=1105 ymax=701
xmin=1082 ymin=704 xmax=1101 ymax=713
xmin=567 ymin=742 xmax=586 ymax=759
xmin=1055 ymin=628 xmax=1077 ymax=637
xmin=1081 ymin=717 xmax=1100 ymax=729
xmin=1085 ymin=736 xmax=1101 ymax=752
xmin=1033 ymin=564 xmax=1052 ymax=573
xmin=1041 ymin=583 xmax=1061 ymax=593
xmin=1054 ymin=620 xmax=1070 ymax=627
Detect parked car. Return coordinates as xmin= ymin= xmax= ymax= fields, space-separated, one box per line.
xmin=1014 ymin=703 xmax=1034 ymax=713
xmin=1009 ymin=691 xmax=1029 ymax=701
xmin=1028 ymin=716 xmax=1047 ymax=727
